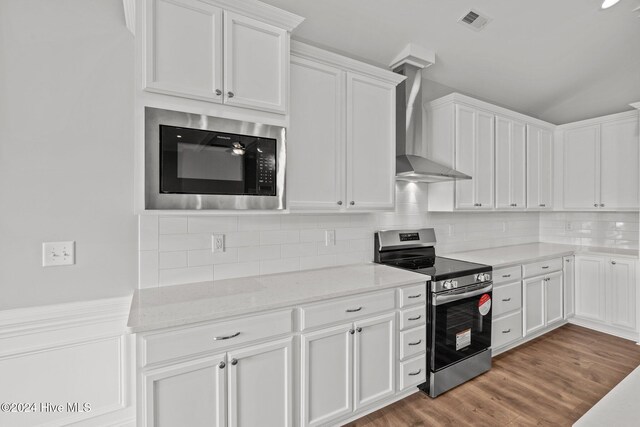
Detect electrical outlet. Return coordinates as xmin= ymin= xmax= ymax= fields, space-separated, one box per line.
xmin=42 ymin=241 xmax=75 ymax=267
xmin=212 ymin=234 xmax=225 ymax=253
xmin=325 ymin=230 xmax=335 ymax=246
xmin=565 ymin=222 xmax=573 ymax=231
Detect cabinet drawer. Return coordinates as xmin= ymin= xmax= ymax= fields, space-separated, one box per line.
xmin=142 ymin=309 xmax=293 ymax=366
xmin=492 ymin=311 xmax=522 ymax=349
xmin=399 ymin=325 xmax=426 ymax=360
xmin=399 ymin=305 xmax=426 ymax=330
xmin=523 ymin=258 xmax=562 ymax=278
xmin=493 ymin=282 xmax=522 ymax=317
xmin=399 ymin=283 xmax=426 ymax=308
xmin=494 ymin=266 xmax=522 ymax=284
xmin=300 ymin=289 xmax=395 ymax=331
xmin=399 ymin=354 xmax=426 ymax=390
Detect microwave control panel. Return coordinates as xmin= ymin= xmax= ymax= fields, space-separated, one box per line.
xmin=256 ymin=140 xmax=276 ymax=195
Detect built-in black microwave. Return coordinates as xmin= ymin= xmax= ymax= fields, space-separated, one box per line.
xmin=145 ymin=107 xmax=286 ymax=210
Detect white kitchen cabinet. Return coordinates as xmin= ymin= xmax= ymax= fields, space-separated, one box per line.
xmin=563 ymin=256 xmax=575 ymax=319
xmin=301 ymin=324 xmax=353 ymax=426
xmin=353 ymin=313 xmax=395 ymax=410
xmin=143 ymin=0 xmax=300 ymax=114
xmin=288 ymin=43 xmax=403 ymax=212
xmin=454 ymin=104 xmax=495 ymax=210
xmin=575 ymin=255 xmax=607 ymax=322
xmin=562 ymin=116 xmax=639 ymax=210
xmin=523 ymin=271 xmax=563 ymax=336
xmin=495 ymin=116 xmax=526 ymax=209
xmin=607 ymin=258 xmax=637 ymax=330
xmin=526 ymin=124 xmax=553 ymax=210
xmin=227 ymin=338 xmax=292 ymax=427
xmin=288 ymin=57 xmax=345 ymax=210
xmin=143 ymin=355 xmax=227 ymax=427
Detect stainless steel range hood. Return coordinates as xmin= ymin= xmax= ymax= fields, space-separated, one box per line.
xmin=391 ymin=46 xmax=471 ymax=183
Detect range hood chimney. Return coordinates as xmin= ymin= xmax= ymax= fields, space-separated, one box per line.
xmin=390 ymin=45 xmax=471 ymax=183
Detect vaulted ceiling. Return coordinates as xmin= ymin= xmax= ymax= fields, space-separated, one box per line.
xmin=262 ymin=0 xmax=640 ymax=124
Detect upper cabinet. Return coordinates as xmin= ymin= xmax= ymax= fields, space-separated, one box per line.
xmin=287 ymin=42 xmax=404 ymax=211
xmin=559 ymin=112 xmax=639 ymax=210
xmin=142 ymin=0 xmax=302 ymax=114
xmin=426 ymin=94 xmax=555 ymax=212
xmin=526 ymin=124 xmax=554 ymax=210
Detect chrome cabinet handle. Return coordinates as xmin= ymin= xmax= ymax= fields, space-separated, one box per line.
xmin=349 ymin=329 xmax=355 ymax=334
xmin=231 ymin=359 xmax=238 ymax=366
xmin=346 ymin=307 xmax=362 ymax=313
xmin=539 ymin=204 xmax=546 ymax=207
xmin=566 ymin=259 xmax=570 ymax=262
xmin=356 ymin=327 xmax=363 ymax=333
xmin=213 ymin=331 xmax=240 ymax=341
xmin=408 ymin=294 xmax=422 ymax=299
xmin=502 ymin=274 xmax=511 ymax=278
xmin=474 ymin=203 xmax=482 ymax=207
xmin=218 ymin=361 xmax=226 ymax=369
xmin=611 ymin=260 xmax=617 ymax=265
xmin=408 ymin=315 xmax=422 ymax=321
xmin=541 ymin=266 xmax=549 ymax=269
xmin=600 ymin=204 xmax=605 ymax=207
xmin=337 ymin=201 xmax=343 ymax=205
xmin=227 ymin=91 xmax=235 ymax=98
xmin=502 ymin=329 xmax=511 ymax=334
xmin=594 ymin=203 xmax=598 ymax=207
xmin=350 ymin=201 xmax=355 ymax=206
xmin=408 ymin=369 xmax=422 ymax=376
xmin=215 ymin=89 xmax=222 ymax=96
xmin=502 ymin=298 xmax=511 ymax=302
xmin=408 ymin=339 xmax=422 ymax=346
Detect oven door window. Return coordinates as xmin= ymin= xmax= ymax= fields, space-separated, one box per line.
xmin=159 ymin=125 xmax=276 ymax=196
xmin=431 ymin=292 xmax=492 ymax=371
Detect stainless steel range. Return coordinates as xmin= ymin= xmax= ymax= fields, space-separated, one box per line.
xmin=374 ymin=228 xmax=493 ymax=397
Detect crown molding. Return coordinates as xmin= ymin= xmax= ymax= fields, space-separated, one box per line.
xmin=630 ymin=102 xmax=640 ymax=110
xmin=556 ymin=109 xmax=639 ymax=130
xmin=123 ymin=0 xmax=135 ymax=35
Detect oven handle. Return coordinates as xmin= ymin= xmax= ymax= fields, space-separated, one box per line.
xmin=432 ymin=283 xmax=493 ymax=306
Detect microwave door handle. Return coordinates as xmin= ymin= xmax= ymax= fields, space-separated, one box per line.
xmin=432 ymin=283 xmax=493 ymax=306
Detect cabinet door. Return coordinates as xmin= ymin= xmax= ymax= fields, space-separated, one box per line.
xmin=496 ymin=116 xmax=526 ymax=209
xmin=523 ymin=277 xmax=545 ymax=336
xmin=228 ymin=338 xmax=292 ymax=427
xmin=545 ymin=272 xmax=564 ymax=326
xmin=345 ymin=73 xmax=396 ymax=210
xmin=608 ymin=258 xmax=637 ymax=330
xmin=563 ymin=125 xmax=599 ymax=209
xmin=144 ymin=0 xmax=223 ymax=102
xmin=353 ymin=313 xmax=395 ymax=410
xmin=455 ymin=105 xmax=495 ymax=210
xmin=143 ymin=355 xmax=226 ymax=427
xmin=526 ymin=125 xmax=553 ymax=209
xmin=288 ymin=57 xmax=345 ymax=210
xmin=223 ymin=11 xmax=287 ymax=113
xmin=301 ymin=324 xmax=353 ymax=427
xmin=563 ymin=256 xmax=575 ymax=319
xmin=575 ymin=256 xmax=607 ymax=321
xmin=600 ymin=118 xmax=639 ymax=209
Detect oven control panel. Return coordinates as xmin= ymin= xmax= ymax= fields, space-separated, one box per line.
xmin=475 ymin=273 xmax=491 ymax=282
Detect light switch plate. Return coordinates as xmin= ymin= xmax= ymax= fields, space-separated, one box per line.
xmin=325 ymin=230 xmax=335 ymax=246
xmin=42 ymin=241 xmax=75 ymax=267
xmin=212 ymin=234 xmax=225 ymax=253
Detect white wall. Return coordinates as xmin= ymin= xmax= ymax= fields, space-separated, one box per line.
xmin=0 ymin=0 xmax=137 ymax=309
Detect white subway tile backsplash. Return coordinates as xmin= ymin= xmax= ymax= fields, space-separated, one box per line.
xmin=260 ymin=230 xmax=300 ymax=245
xmin=159 ymin=251 xmax=187 ymax=269
xmin=139 ymin=250 xmax=158 ymax=288
xmin=280 ymin=242 xmax=316 ymax=258
xmin=188 ymin=216 xmax=238 ymax=233
xmin=260 ymin=258 xmax=300 ymax=275
xmin=159 ymin=266 xmax=213 ymax=286
xmin=188 ymin=248 xmax=239 ymax=266
xmin=159 ymin=217 xmax=188 ymax=234
xmin=238 ymin=215 xmax=281 ymax=231
xmin=139 ymin=216 xmax=158 ymax=251
xmin=159 ymin=233 xmax=211 ymax=252
xmin=299 ymin=254 xmax=337 ymax=270
xmin=300 ymin=229 xmax=326 ymax=243
xmin=237 ymin=245 xmax=281 ymax=262
xmin=226 ymin=231 xmax=261 ymax=248
xmin=214 ymin=262 xmax=260 ymax=281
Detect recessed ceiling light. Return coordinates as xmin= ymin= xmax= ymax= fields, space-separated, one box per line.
xmin=601 ymin=0 xmax=621 ymax=9
xmin=176 ymin=135 xmax=182 ymax=138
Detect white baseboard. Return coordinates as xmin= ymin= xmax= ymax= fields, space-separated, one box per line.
xmin=568 ymin=317 xmax=639 ymax=342
xmin=0 ymin=296 xmax=134 ymax=427
xmin=492 ymin=320 xmax=568 ymax=357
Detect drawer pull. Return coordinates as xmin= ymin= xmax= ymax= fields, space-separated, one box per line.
xmin=346 ymin=307 xmax=363 ymax=313
xmin=356 ymin=327 xmax=363 ymax=333
xmin=349 ymin=329 xmax=355 ymax=335
xmin=502 ymin=298 xmax=511 ymax=302
xmin=408 ymin=294 xmax=422 ymax=299
xmin=212 ymin=332 xmax=240 ymax=341
xmin=408 ymin=315 xmax=422 ymax=321
xmin=408 ymin=339 xmax=422 ymax=346
xmin=408 ymin=369 xmax=422 ymax=376
xmin=502 ymin=329 xmax=511 ymax=334
xmin=541 ymin=266 xmax=549 ymax=269
xmin=502 ymin=274 xmax=511 ymax=278
xmin=231 ymin=358 xmax=238 ymax=366
xmin=218 ymin=361 xmax=226 ymax=369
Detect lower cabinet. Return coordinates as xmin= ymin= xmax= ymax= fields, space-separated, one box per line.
xmin=301 ymin=313 xmax=395 ymax=427
xmin=563 ymin=256 xmax=575 ymax=318
xmin=142 ymin=337 xmax=293 ymax=427
xmin=575 ymin=255 xmax=637 ymax=332
xmin=523 ymin=271 xmax=563 ymax=336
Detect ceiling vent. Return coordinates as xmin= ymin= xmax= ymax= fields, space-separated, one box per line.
xmin=458 ymin=9 xmax=491 ymax=31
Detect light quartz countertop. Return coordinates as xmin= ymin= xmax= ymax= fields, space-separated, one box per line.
xmin=127 ymin=263 xmax=427 ymax=333
xmin=442 ymin=243 xmax=638 ymax=269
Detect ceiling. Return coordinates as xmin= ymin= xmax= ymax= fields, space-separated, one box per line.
xmin=262 ymin=0 xmax=640 ymax=124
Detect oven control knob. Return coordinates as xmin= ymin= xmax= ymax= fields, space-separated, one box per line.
xmin=477 ymin=273 xmax=491 ymax=282
xmin=443 ymin=280 xmax=458 ymax=290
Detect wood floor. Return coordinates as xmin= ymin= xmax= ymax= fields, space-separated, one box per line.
xmin=347 ymin=324 xmax=640 ymax=427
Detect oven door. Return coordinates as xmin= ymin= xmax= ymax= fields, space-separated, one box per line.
xmin=429 ymin=283 xmax=492 ymax=372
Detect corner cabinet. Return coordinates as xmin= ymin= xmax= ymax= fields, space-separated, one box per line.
xmin=287 ymin=42 xmax=403 ymax=211
xmin=526 ymin=124 xmax=554 ymax=210
xmin=142 ymin=0 xmax=302 ymax=114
